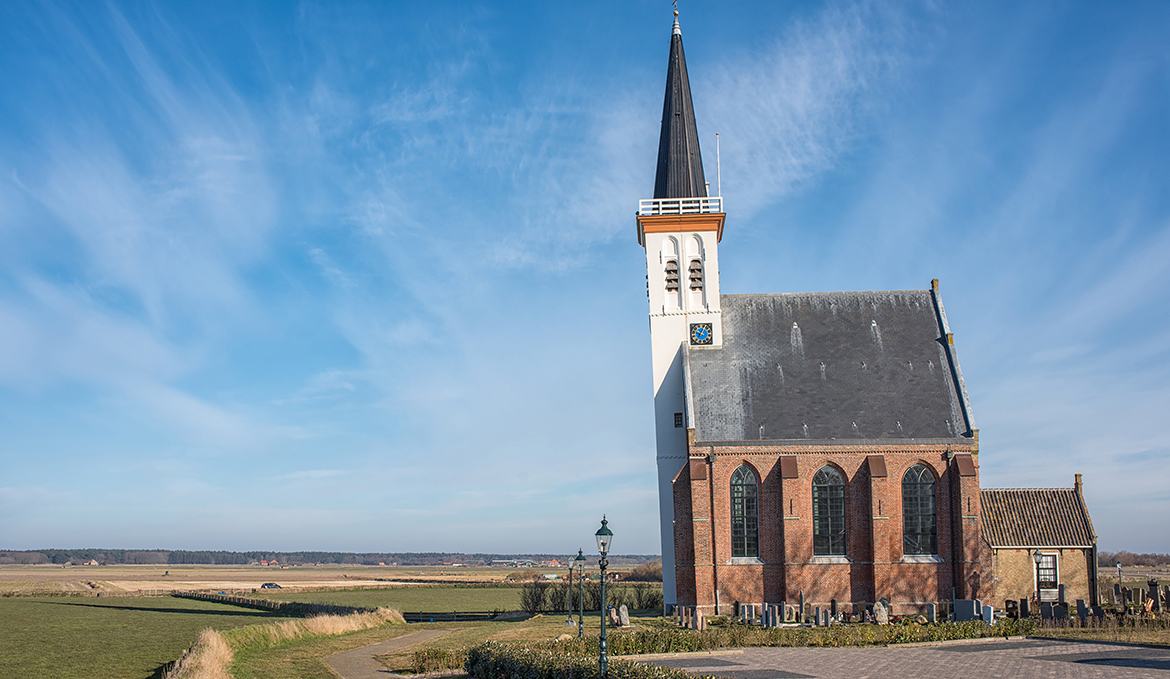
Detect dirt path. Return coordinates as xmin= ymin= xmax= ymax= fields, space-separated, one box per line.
xmin=326 ymin=628 xmax=455 ymax=679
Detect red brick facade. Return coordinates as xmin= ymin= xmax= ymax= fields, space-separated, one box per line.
xmin=673 ymin=437 xmax=991 ymax=617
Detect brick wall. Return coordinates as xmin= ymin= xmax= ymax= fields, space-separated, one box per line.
xmin=673 ymin=440 xmax=985 ymax=616
xmin=991 ymin=547 xmax=1094 ymax=608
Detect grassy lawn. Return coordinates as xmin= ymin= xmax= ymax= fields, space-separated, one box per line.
xmin=0 ymin=595 xmax=296 ymax=679
xmin=250 ymin=584 xmax=523 ymax=612
xmin=1035 ymin=623 xmax=1170 ymax=646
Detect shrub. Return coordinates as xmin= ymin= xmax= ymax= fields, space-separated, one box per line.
xmin=521 ymin=581 xmax=552 ymax=614
xmin=466 ymin=641 xmax=702 ymax=679
xmin=412 ymin=647 xmax=467 ymax=674
xmin=625 ymin=562 xmax=663 ymax=582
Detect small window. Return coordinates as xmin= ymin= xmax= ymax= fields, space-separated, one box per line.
xmin=688 ymin=259 xmax=703 ymax=290
xmin=674 ymin=412 xmax=684 ymax=428
xmin=665 ymin=260 xmax=680 ymax=291
xmin=1037 ymin=554 xmax=1057 ymax=590
xmin=813 ymin=466 xmax=846 ymax=556
xmin=730 ymin=465 xmax=759 ymax=558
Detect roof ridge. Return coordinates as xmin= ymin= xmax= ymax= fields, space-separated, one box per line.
xmin=723 ymin=290 xmax=931 ymax=298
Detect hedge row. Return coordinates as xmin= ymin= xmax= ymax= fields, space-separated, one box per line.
xmin=465 ymin=642 xmax=705 ymax=679
xmin=544 ymin=618 xmax=1039 ymax=656
xmin=461 ymin=619 xmax=1040 ymax=678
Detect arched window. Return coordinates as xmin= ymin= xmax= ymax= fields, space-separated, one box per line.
xmin=730 ymin=465 xmax=758 ymax=558
xmin=813 ymin=466 xmax=846 ymax=555
xmin=902 ymin=464 xmax=937 ymax=555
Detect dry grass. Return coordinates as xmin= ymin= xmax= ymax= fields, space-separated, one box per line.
xmin=164 ymin=628 xmax=234 ymax=679
xmin=226 ymin=607 xmax=404 ymax=649
xmin=163 ymin=607 xmax=404 ymax=679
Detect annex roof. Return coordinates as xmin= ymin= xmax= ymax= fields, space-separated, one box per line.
xmin=653 ymin=14 xmax=707 ymax=200
xmin=981 ymin=488 xmax=1097 ymax=548
xmin=685 ymin=288 xmax=975 ymax=442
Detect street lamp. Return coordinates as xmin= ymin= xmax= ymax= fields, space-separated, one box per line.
xmin=574 ymin=549 xmax=587 ymax=638
xmin=595 ymin=516 xmax=614 ymax=679
xmin=1033 ymin=551 xmax=1044 ymax=609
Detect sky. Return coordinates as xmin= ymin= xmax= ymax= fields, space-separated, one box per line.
xmin=1 ymin=1 xmax=1168 ymax=555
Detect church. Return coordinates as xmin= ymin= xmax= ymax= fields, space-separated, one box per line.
xmin=636 ymin=13 xmax=1098 ymax=617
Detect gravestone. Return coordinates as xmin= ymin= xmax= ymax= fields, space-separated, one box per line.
xmin=874 ymin=600 xmax=889 ymax=625
xmin=926 ymin=602 xmax=937 ymax=623
xmin=1054 ymin=603 xmax=1067 ymax=621
xmin=618 ymin=604 xmax=629 ymax=627
xmin=822 ymin=609 xmax=831 ymax=626
xmin=697 ymin=612 xmax=706 ymax=632
xmin=1123 ymin=587 xmax=1132 ymax=604
xmin=830 ymin=598 xmax=838 ymax=619
xmin=813 ymin=606 xmax=821 ymax=626
xmin=954 ymin=599 xmax=978 ymax=622
xmin=799 ymin=591 xmax=805 ymax=623
xmin=1058 ymin=584 xmax=1066 ymax=604
xmin=1076 ymin=600 xmax=1088 ymax=623
xmin=1150 ymin=580 xmax=1161 ymax=612
xmin=1005 ymin=600 xmax=1018 ymax=620
xmin=1092 ymin=605 xmax=1105 ymax=620
xmin=780 ymin=600 xmax=789 ymax=622
xmin=1040 ymin=602 xmax=1053 ymax=620
xmin=1019 ymin=598 xmax=1030 ymax=618
xmin=982 ymin=605 xmax=994 ymax=624
xmin=1114 ymin=583 xmax=1122 ymax=604
xmin=609 ymin=606 xmax=619 ymax=626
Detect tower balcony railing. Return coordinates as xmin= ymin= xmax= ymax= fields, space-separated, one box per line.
xmin=638 ymin=196 xmax=723 ymax=216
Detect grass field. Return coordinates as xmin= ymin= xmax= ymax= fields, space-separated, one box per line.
xmin=0 ymin=595 xmax=296 ymax=679
xmin=249 ymin=584 xmax=523 ymax=612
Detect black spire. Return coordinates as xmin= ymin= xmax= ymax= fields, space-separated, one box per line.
xmin=653 ymin=12 xmax=707 ymax=199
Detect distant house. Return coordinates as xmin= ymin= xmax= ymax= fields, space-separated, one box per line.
xmin=982 ymin=474 xmax=1098 ymax=607
xmin=260 ymin=560 xmax=268 ymax=566
xmin=85 ymin=559 xmax=99 ymax=566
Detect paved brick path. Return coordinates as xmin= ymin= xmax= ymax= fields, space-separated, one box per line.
xmin=638 ymin=638 xmax=1170 ymax=679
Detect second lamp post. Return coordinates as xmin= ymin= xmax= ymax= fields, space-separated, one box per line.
xmin=595 ymin=516 xmax=613 ymax=679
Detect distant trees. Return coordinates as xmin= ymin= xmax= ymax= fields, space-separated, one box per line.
xmin=1099 ymin=551 xmax=1170 ymax=567
xmin=519 ymin=581 xmax=663 ymax=614
xmin=623 ymin=562 xmax=663 ymax=582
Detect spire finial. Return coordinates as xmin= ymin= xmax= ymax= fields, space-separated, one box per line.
xmin=673 ymin=2 xmax=681 ymax=36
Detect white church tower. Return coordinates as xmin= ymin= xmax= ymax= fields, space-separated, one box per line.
xmin=636 ymin=11 xmax=725 ymax=609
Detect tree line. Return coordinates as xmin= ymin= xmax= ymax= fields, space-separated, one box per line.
xmin=0 ymin=549 xmax=660 ymax=566
xmin=1098 ymin=550 xmax=1170 ymax=567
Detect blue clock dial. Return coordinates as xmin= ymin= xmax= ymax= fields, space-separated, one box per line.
xmin=690 ymin=323 xmax=713 ymax=345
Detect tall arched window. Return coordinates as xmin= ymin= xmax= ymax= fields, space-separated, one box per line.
xmin=730 ymin=465 xmax=758 ymax=558
xmin=902 ymin=464 xmax=937 ymax=555
xmin=813 ymin=466 xmax=846 ymax=555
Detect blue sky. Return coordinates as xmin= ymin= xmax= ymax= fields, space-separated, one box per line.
xmin=1 ymin=1 xmax=1167 ymax=555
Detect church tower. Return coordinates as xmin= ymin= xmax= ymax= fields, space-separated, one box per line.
xmin=637 ymin=10 xmax=725 ymax=608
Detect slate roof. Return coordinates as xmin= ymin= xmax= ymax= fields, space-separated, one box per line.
xmin=981 ymin=488 xmax=1097 ymax=548
xmin=653 ymin=16 xmax=707 ymax=200
xmin=686 ymin=289 xmax=975 ymax=442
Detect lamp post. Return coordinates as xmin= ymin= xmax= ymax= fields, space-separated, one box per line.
xmin=595 ymin=516 xmax=613 ymax=679
xmin=574 ymin=549 xmax=587 ymax=638
xmin=1033 ymin=551 xmax=1044 ymax=608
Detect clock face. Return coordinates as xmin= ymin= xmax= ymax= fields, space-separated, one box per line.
xmin=690 ymin=323 xmax=713 ymax=345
